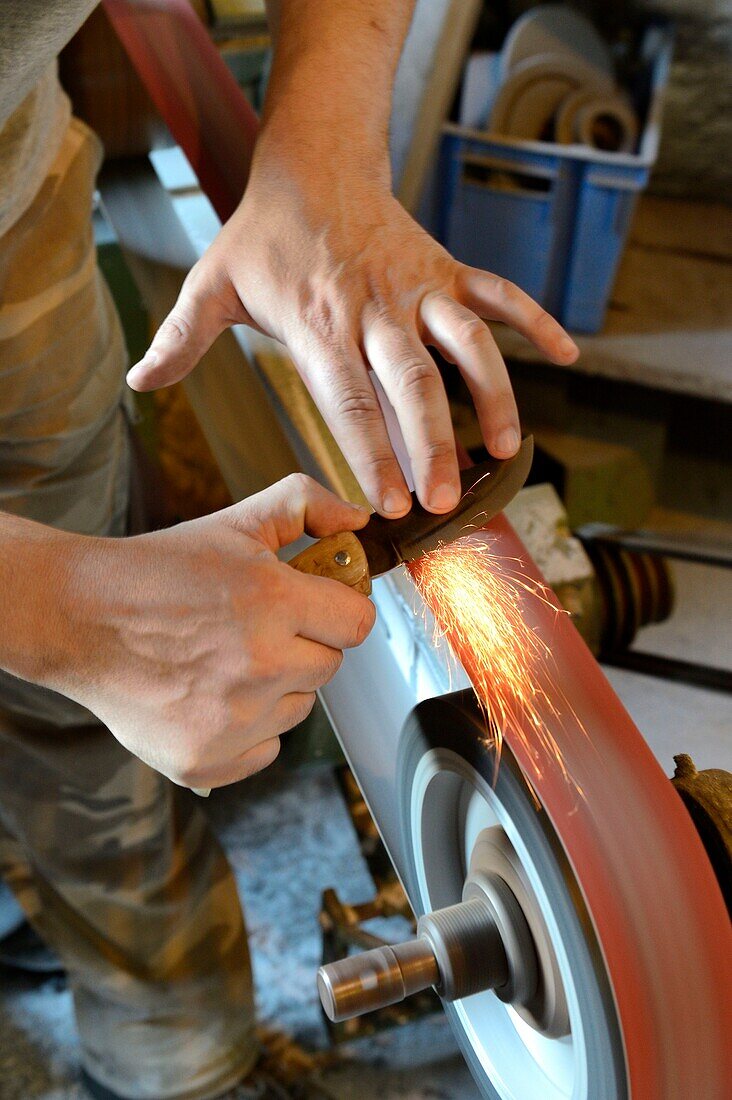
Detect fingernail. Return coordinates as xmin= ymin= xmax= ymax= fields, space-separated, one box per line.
xmin=382 ymin=489 xmax=410 ymax=516
xmin=560 ymin=336 xmax=578 ymax=357
xmin=349 ymin=501 xmax=371 ymax=514
xmin=126 ymin=351 xmax=157 ymax=385
xmin=428 ymin=482 xmax=460 ymax=512
xmin=495 ymin=427 xmax=520 ymax=456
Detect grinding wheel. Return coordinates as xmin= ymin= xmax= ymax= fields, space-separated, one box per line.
xmin=398 ymin=693 xmax=625 ymax=1099
xmin=320 ymin=516 xmax=731 ymax=1099
xmin=426 ymin=519 xmax=730 ymax=1099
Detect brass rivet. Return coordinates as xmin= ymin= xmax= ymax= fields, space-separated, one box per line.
xmin=334 ymin=550 xmax=351 ymax=567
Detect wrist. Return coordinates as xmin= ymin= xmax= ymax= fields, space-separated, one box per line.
xmin=0 ymin=514 xmax=97 ymax=695
xmin=255 ymin=2 xmax=413 ymax=194
xmin=252 ymin=105 xmax=392 ymax=193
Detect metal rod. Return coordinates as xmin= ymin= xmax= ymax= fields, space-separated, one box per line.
xmin=317 ymin=938 xmax=440 ymax=1024
xmin=576 ymin=523 xmax=732 ymax=570
xmin=601 ymin=650 xmax=732 ymax=694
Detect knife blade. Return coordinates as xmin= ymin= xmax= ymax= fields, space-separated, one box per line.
xmin=289 ymin=437 xmax=534 ymax=593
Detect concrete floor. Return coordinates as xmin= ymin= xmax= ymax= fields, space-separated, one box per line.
xmin=0 ymin=761 xmax=478 ymax=1100
xmin=1 ymin=560 xmax=730 ymax=1100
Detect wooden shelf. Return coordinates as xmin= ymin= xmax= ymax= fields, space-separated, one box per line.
xmin=493 ymin=196 xmax=732 ymax=404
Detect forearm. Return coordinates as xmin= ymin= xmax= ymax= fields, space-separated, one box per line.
xmin=0 ymin=512 xmax=82 ymax=689
xmin=260 ymin=1 xmax=415 ymax=180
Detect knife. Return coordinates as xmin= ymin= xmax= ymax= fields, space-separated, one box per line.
xmin=288 ymin=436 xmax=534 ymax=593
xmin=190 ymin=437 xmax=532 ymax=797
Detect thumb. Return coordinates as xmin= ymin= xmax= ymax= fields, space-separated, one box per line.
xmin=229 ymin=473 xmax=371 ymax=553
xmin=126 ymin=265 xmax=230 ymax=392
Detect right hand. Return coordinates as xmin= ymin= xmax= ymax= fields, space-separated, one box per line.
xmin=127 ymin=137 xmax=578 ymax=520
xmin=50 ymin=475 xmax=375 ymax=789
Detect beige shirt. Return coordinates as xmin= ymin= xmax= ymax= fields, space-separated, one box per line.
xmin=0 ymin=4 xmax=130 ymax=725
xmin=0 ymin=1 xmax=98 ymax=237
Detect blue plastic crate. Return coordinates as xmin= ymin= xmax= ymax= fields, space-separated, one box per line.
xmin=423 ymin=23 xmax=673 ymax=333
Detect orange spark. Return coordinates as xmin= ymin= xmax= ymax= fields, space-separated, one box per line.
xmin=408 ymin=535 xmax=579 ymax=787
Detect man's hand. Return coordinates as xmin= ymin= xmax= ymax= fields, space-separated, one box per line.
xmin=126 ymin=1 xmax=579 ymax=518
xmin=0 ymin=478 xmax=374 ymax=789
xmin=127 ymin=173 xmax=578 ymax=519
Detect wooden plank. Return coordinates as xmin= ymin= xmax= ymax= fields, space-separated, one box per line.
xmin=394 ymin=0 xmax=482 ymax=212
xmin=100 ymin=160 xmax=298 ymax=503
xmin=532 ymin=427 xmax=655 ymax=528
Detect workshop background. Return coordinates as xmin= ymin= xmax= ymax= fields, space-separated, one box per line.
xmin=1 ymin=1 xmax=730 ymax=1098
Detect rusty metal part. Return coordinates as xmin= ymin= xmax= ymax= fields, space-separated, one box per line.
xmin=672 ymin=755 xmax=732 ymax=912
xmin=578 ymin=527 xmax=732 ymax=693
xmin=577 ymin=533 xmax=675 ymax=652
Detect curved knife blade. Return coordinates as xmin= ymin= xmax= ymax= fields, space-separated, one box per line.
xmin=359 ymin=436 xmax=534 ymax=577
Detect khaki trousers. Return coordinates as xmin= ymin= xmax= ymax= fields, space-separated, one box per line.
xmin=0 ymin=112 xmax=255 ymax=1099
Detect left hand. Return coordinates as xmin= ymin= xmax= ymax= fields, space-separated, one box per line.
xmin=127 ymin=142 xmax=578 ymax=518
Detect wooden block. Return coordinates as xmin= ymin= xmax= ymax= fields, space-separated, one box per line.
xmin=504 ymin=483 xmax=601 ymax=651
xmin=565 ymin=403 xmax=666 ymax=486
xmin=532 ymin=427 xmax=655 ymax=529
xmin=504 ymin=484 xmax=593 ymax=585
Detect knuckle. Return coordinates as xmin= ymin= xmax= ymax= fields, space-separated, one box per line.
xmin=332 ymin=382 xmax=381 ymax=422
xmin=534 ymin=307 xmax=558 ymax=335
xmin=238 ymin=737 xmax=281 ymax=780
xmin=318 ymin=649 xmax=344 ymax=685
xmin=455 ymin=314 xmax=489 ymax=346
xmin=282 ymin=471 xmax=316 ymax=501
xmin=492 ymin=276 xmax=521 ymax=308
xmin=159 ymin=312 xmax=191 ymax=344
xmin=174 ymin=743 xmax=206 ymax=787
xmin=420 ymin=437 xmax=456 ymax=464
xmin=297 ymin=693 xmax=317 ymax=722
xmin=362 ymin=450 xmax=399 ymax=485
xmin=240 ymin=643 xmax=273 ymax=686
xmin=395 ymin=356 xmax=439 ymax=402
xmin=261 ymin=560 xmax=289 ymax=603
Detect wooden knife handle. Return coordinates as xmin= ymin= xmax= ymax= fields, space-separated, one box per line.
xmin=289 ymin=531 xmax=371 ymax=595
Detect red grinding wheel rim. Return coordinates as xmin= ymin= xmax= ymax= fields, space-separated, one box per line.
xmin=455 ymin=515 xmax=732 ymax=1099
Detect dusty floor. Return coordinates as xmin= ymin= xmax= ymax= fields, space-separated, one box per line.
xmin=0 ymin=760 xmax=477 ymax=1100
xmin=1 ymin=562 xmax=730 ymax=1100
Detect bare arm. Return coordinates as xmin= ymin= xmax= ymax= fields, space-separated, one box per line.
xmin=260 ymin=0 xmax=413 ymax=176
xmin=129 ymin=1 xmax=578 ymax=518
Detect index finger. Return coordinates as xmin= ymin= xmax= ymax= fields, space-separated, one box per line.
xmin=288 ymin=567 xmax=376 ymax=650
